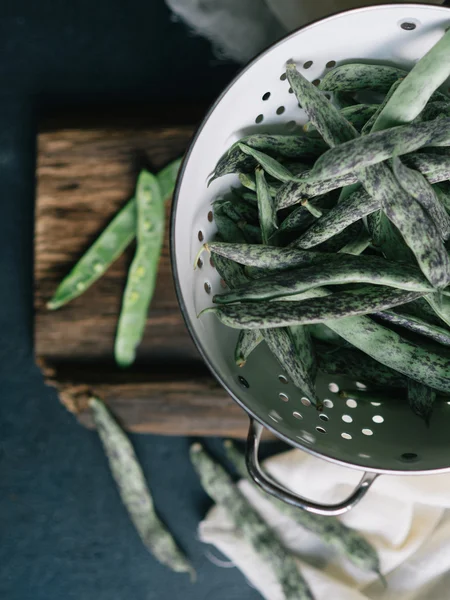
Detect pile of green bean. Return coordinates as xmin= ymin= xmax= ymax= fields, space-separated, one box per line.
xmin=48 ymin=159 xmax=181 ymax=367
xmin=201 ymin=30 xmax=450 ymax=423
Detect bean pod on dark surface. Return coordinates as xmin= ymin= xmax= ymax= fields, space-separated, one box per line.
xmin=90 ymin=398 xmax=195 ymax=579
xmin=190 ymin=444 xmax=315 ymax=600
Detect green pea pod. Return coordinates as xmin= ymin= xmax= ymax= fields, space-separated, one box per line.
xmin=263 ymin=326 xmax=319 ymax=404
xmin=238 ymin=222 xmax=262 ymax=244
xmin=296 ymin=187 xmax=378 ymax=249
xmin=338 ymin=229 xmax=372 ymax=255
xmin=360 ymin=161 xmax=450 ymax=288
xmin=205 ymin=287 xmax=424 ymax=329
xmin=326 ymin=315 xmax=450 ymax=393
xmin=234 ymin=329 xmax=263 ymax=367
xmin=190 ymin=444 xmax=314 ymax=600
xmin=205 ymin=242 xmax=329 ymax=270
xmin=255 ymin=167 xmax=277 ymax=244
xmin=276 ymin=151 xmax=450 ymax=211
xmin=426 ymin=293 xmax=450 ymax=329
xmin=221 ymin=199 xmax=259 ymax=225
xmin=214 ymin=206 xmax=247 ymax=244
xmin=212 ymin=134 xmax=326 ymax=180
xmin=304 ymin=103 xmax=379 ymax=134
xmin=157 ymin=158 xmax=183 ymax=200
xmin=372 ymin=29 xmax=450 ymax=131
xmin=374 ymin=310 xmax=450 ymax=347
xmin=316 ymin=345 xmax=407 ymax=389
xmin=403 ymin=151 xmax=450 ymax=184
xmin=286 ymin=62 xmax=358 ymax=147
xmin=213 ymin=255 xmax=434 ymax=305
xmin=417 ymin=101 xmax=450 ymax=123
xmin=238 ymin=144 xmax=293 ymax=182
xmin=90 ymin=397 xmax=195 ymax=579
xmin=313 ymin=221 xmax=364 ymax=254
xmin=407 ymin=379 xmax=436 ymax=426
xmin=308 ymin=324 xmax=352 ymax=347
xmin=309 ymin=117 xmax=450 ymax=182
xmin=212 ymin=253 xmax=247 ymax=288
xmin=392 ymin=155 xmax=450 ymax=240
xmin=319 ymin=63 xmax=405 ymax=93
xmin=238 ymin=172 xmax=280 ymax=197
xmin=47 ymin=160 xmax=181 ymax=310
xmin=212 ymin=252 xmax=262 ymax=369
xmin=277 ymin=203 xmax=318 ymax=234
xmin=275 ymin=172 xmax=358 ymax=210
xmin=115 ymin=171 xmax=164 ymax=367
xmin=223 ymin=441 xmax=382 ymax=576
xmin=361 ymin=79 xmax=403 ymax=136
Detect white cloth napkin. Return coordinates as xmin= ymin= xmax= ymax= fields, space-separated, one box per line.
xmin=200 ymin=449 xmax=450 ymax=600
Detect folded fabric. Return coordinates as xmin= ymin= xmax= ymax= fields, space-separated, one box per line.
xmin=200 ymin=449 xmax=450 ymax=600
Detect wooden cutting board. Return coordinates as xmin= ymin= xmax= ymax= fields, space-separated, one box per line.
xmin=35 ymin=126 xmax=249 ymax=437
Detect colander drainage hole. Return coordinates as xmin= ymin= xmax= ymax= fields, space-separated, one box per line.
xmin=198 ymin=230 xmax=204 ymax=242
xmin=207 ymin=210 xmax=213 ymax=222
xmin=279 ymin=392 xmax=289 ymax=402
xmin=326 ymin=60 xmax=336 ymax=69
xmin=316 ymin=426 xmax=326 ymax=434
xmin=209 ymin=256 xmax=215 ymax=268
xmin=372 ymin=415 xmax=384 ymax=424
xmin=276 ymin=106 xmax=285 ymax=115
xmin=356 ymin=382 xmax=367 ymax=390
xmin=342 ymin=414 xmax=352 ymax=423
xmin=312 ymin=79 xmax=320 ymax=87
xmin=293 ymin=411 xmax=303 ymax=420
xmin=285 ymin=120 xmax=296 ymax=131
xmin=328 ymin=383 xmax=339 ymax=393
xmin=197 ymin=257 xmax=203 ymax=269
xmin=288 ymin=87 xmax=293 ymax=94
xmin=303 ymin=60 xmax=313 ymax=69
xmin=255 ymin=114 xmax=264 ymax=124
xmin=401 ymin=21 xmax=416 ymax=31
xmin=319 ymin=414 xmax=328 ymax=422
xmin=280 ymin=73 xmax=287 ymax=81
xmin=346 ymin=399 xmax=357 ymax=409
xmin=238 ymin=376 xmax=249 ymax=389
xmin=323 ymin=399 xmax=334 ymax=409
xmin=262 ymin=92 xmax=271 ymax=101
xmin=301 ymin=397 xmax=311 ymax=407
xmin=400 ymin=452 xmax=419 ymax=462
xmin=204 ymin=281 xmax=211 ymax=294
xmin=341 ymin=432 xmax=352 ymax=440
xmin=278 ymin=375 xmax=288 ymax=384
xmin=362 ymin=428 xmax=373 ymax=436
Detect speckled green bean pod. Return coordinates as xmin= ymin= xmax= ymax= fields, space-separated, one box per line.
xmin=205 ymin=287 xmax=423 ymax=329
xmin=190 ymin=443 xmax=314 ymax=600
xmin=90 ymin=397 xmax=195 ymax=579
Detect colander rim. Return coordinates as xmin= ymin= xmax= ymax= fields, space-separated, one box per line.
xmin=170 ymin=2 xmax=450 ymax=476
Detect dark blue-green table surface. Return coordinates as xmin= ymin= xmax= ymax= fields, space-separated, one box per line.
xmin=0 ymin=2 xmax=266 ymax=598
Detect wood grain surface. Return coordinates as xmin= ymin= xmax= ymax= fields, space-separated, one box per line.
xmin=35 ymin=127 xmax=250 ymax=437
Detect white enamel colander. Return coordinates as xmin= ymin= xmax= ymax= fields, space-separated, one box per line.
xmin=171 ymin=3 xmax=450 ymax=516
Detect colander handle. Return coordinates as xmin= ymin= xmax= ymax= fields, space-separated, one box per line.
xmin=246 ymin=419 xmax=378 ymax=516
